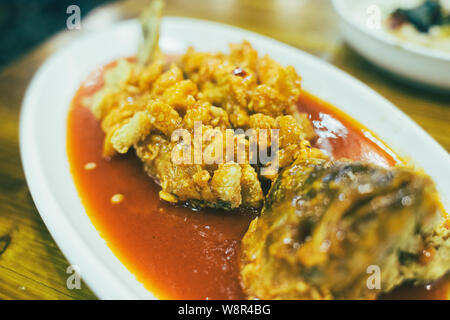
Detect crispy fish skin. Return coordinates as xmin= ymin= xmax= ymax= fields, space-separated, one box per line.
xmin=240 ymin=158 xmax=449 ymax=300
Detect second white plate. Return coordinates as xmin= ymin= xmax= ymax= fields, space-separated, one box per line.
xmin=333 ymin=0 xmax=450 ymax=91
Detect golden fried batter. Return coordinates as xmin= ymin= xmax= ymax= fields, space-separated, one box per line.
xmin=86 ymin=41 xmax=321 ymax=210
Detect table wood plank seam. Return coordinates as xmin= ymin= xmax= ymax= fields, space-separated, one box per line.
xmin=0 ymin=265 xmax=79 ymax=299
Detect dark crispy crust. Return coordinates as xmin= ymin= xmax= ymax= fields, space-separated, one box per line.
xmin=240 ymin=158 xmax=449 ymax=300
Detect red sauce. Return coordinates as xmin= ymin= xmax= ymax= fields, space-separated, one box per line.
xmin=298 ymin=92 xmax=400 ymax=167
xmin=67 ymin=61 xmax=448 ymax=300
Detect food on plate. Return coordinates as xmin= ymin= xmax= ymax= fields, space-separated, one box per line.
xmin=240 ymin=158 xmax=450 ymax=299
xmin=69 ymin=1 xmax=449 ymax=300
xmin=386 ymin=0 xmax=450 ymax=52
xmin=137 ymin=0 xmax=164 ymax=66
xmin=85 ymin=41 xmax=321 ymax=210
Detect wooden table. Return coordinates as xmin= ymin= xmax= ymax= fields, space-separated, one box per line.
xmin=0 ymin=0 xmax=448 ymax=300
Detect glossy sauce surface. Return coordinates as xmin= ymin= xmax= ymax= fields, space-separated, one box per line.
xmin=67 ymin=62 xmax=448 ymax=300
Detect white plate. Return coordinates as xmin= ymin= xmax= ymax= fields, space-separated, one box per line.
xmin=332 ymin=0 xmax=450 ymax=91
xmin=20 ymin=17 xmax=450 ymax=300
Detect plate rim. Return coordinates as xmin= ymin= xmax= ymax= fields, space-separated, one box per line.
xmin=19 ymin=36 xmax=146 ymax=300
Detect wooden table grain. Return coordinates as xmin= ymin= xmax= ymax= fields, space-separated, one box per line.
xmin=0 ymin=0 xmax=448 ymax=300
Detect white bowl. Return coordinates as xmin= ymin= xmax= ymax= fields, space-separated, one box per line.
xmin=20 ymin=17 xmax=450 ymax=299
xmin=332 ymin=0 xmax=450 ymax=91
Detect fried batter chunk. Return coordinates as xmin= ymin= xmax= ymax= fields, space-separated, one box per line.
xmin=86 ymin=41 xmax=319 ymax=210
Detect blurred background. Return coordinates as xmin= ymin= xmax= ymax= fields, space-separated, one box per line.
xmin=0 ymin=0 xmax=113 ymax=68
xmin=0 ymin=0 xmax=340 ymax=69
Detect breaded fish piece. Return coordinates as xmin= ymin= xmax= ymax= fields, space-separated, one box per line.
xmin=87 ymin=42 xmax=318 ymax=210
xmin=241 ymin=158 xmax=450 ymax=299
